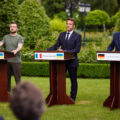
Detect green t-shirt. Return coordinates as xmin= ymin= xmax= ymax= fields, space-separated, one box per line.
xmin=1 ymin=34 xmax=24 ymax=63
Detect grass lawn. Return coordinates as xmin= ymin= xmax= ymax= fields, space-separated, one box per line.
xmin=0 ymin=76 xmax=120 ymax=120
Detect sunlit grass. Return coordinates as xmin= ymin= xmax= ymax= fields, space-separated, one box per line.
xmin=0 ymin=76 xmax=120 ymax=120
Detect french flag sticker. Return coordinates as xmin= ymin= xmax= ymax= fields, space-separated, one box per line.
xmin=39 ymin=54 xmax=42 ymax=58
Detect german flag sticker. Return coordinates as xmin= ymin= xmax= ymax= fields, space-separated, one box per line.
xmin=98 ymin=54 xmax=105 ymax=59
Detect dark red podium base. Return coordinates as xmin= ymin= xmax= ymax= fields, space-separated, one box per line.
xmin=103 ymin=62 xmax=120 ymax=110
xmin=0 ymin=61 xmax=9 ymax=102
xmin=46 ymin=61 xmax=74 ymax=106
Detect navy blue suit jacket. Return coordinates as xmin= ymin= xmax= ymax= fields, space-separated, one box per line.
xmin=47 ymin=31 xmax=81 ymax=67
xmin=0 ymin=116 xmax=4 ymax=120
xmin=107 ymin=32 xmax=120 ymax=51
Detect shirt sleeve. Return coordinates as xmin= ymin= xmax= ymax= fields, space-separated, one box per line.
xmin=18 ymin=36 xmax=24 ymax=45
xmin=0 ymin=36 xmax=6 ymax=44
xmin=107 ymin=33 xmax=115 ymax=51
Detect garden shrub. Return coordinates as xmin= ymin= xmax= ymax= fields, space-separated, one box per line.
xmin=86 ymin=10 xmax=111 ymax=26
xmin=78 ymin=32 xmax=112 ymax=63
xmin=114 ymin=18 xmax=120 ymax=32
xmin=50 ymin=17 xmax=66 ymax=32
xmin=86 ymin=10 xmax=111 ymax=31
xmin=55 ymin=11 xmax=67 ymax=20
xmin=35 ymin=35 xmax=57 ymax=51
xmin=85 ymin=35 xmax=102 ymax=47
xmin=77 ymin=63 xmax=110 ymax=78
xmin=22 ymin=62 xmax=110 ymax=78
xmin=78 ymin=43 xmax=97 ymax=63
xmin=22 ymin=62 xmax=49 ymax=76
xmin=22 ymin=47 xmax=34 ymax=61
xmin=42 ymin=0 xmax=65 ymax=18
xmin=0 ymin=0 xmax=19 ymax=39
xmin=112 ymin=10 xmax=120 ymax=25
xmin=19 ymin=0 xmax=51 ymax=49
xmin=21 ymin=32 xmax=112 ymax=62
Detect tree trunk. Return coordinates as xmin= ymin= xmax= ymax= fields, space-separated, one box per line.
xmin=103 ymin=24 xmax=106 ymax=32
xmin=96 ymin=26 xmax=99 ymax=32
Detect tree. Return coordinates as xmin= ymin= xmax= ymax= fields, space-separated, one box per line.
xmin=103 ymin=0 xmax=118 ymax=16
xmin=42 ymin=0 xmax=65 ymax=18
xmin=112 ymin=10 xmax=120 ymax=25
xmin=19 ymin=0 xmax=51 ymax=49
xmin=118 ymin=0 xmax=120 ymax=7
xmin=42 ymin=0 xmax=119 ymax=18
xmin=114 ymin=18 xmax=120 ymax=32
xmin=82 ymin=0 xmax=118 ymax=16
xmin=86 ymin=10 xmax=111 ymax=32
xmin=50 ymin=17 xmax=66 ymax=32
xmin=18 ymin=0 xmax=25 ymax=4
xmin=0 ymin=0 xmax=19 ymax=39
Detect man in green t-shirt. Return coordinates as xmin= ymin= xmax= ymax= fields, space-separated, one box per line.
xmin=0 ymin=22 xmax=24 ymax=91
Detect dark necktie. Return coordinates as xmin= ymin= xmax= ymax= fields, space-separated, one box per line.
xmin=65 ymin=32 xmax=70 ymax=40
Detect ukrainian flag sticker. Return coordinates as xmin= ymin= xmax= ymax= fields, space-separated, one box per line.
xmin=56 ymin=53 xmax=64 ymax=59
xmin=0 ymin=52 xmax=4 ymax=59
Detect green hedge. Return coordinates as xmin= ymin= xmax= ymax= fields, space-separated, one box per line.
xmin=22 ymin=62 xmax=49 ymax=76
xmin=77 ymin=64 xmax=110 ymax=78
xmin=22 ymin=62 xmax=110 ymax=78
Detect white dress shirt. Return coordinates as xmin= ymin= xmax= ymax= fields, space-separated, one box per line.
xmin=65 ymin=30 xmax=73 ymax=40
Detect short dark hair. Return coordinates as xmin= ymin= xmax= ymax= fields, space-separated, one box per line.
xmin=66 ymin=18 xmax=76 ymax=26
xmin=10 ymin=81 xmax=45 ymax=120
xmin=10 ymin=22 xmax=18 ymax=28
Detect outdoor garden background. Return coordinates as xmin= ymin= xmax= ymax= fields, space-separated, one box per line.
xmin=1 ymin=0 xmax=120 ymax=120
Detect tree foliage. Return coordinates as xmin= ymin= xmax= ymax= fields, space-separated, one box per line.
xmin=86 ymin=10 xmax=110 ymax=26
xmin=50 ymin=17 xmax=66 ymax=32
xmin=82 ymin=0 xmax=118 ymax=16
xmin=42 ymin=0 xmax=119 ymax=18
xmin=19 ymin=0 xmax=51 ymax=49
xmin=18 ymin=0 xmax=25 ymax=4
xmin=114 ymin=18 xmax=120 ymax=32
xmin=112 ymin=10 xmax=120 ymax=25
xmin=0 ymin=0 xmax=19 ymax=39
xmin=42 ymin=0 xmax=65 ymax=18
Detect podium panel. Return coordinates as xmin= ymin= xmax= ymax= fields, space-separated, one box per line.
xmin=35 ymin=51 xmax=75 ymax=106
xmin=97 ymin=51 xmax=120 ymax=110
xmin=0 ymin=50 xmax=15 ymax=102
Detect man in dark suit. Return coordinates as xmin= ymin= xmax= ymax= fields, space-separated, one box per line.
xmin=47 ymin=18 xmax=81 ymax=101
xmin=0 ymin=116 xmax=4 ymax=120
xmin=107 ymin=32 xmax=120 ymax=51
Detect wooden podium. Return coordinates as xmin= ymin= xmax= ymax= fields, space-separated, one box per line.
xmin=97 ymin=51 xmax=120 ymax=110
xmin=35 ymin=51 xmax=75 ymax=106
xmin=0 ymin=50 xmax=15 ymax=102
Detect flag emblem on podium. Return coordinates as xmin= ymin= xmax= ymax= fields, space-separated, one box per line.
xmin=0 ymin=52 xmax=4 ymax=59
xmin=35 ymin=52 xmax=64 ymax=60
xmin=39 ymin=54 xmax=42 ymax=58
xmin=98 ymin=54 xmax=105 ymax=59
xmin=35 ymin=53 xmax=42 ymax=59
xmin=56 ymin=53 xmax=64 ymax=59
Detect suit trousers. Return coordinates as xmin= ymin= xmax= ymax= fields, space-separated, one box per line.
xmin=66 ymin=66 xmax=78 ymax=101
xmin=8 ymin=62 xmax=21 ymax=91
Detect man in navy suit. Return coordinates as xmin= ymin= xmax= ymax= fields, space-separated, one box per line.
xmin=0 ymin=116 xmax=4 ymax=120
xmin=107 ymin=32 xmax=120 ymax=51
xmin=47 ymin=18 xmax=81 ymax=101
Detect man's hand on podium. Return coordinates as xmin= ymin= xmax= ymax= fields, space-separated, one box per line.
xmin=57 ymin=48 xmax=64 ymax=51
xmin=0 ymin=42 xmax=3 ymax=48
xmin=12 ymin=49 xmax=18 ymax=55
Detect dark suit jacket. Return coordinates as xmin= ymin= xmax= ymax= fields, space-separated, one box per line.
xmin=47 ymin=31 xmax=81 ymax=67
xmin=107 ymin=32 xmax=120 ymax=51
xmin=0 ymin=116 xmax=4 ymax=120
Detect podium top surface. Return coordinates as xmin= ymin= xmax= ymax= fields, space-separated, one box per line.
xmin=0 ymin=50 xmax=15 ymax=60
xmin=34 ymin=50 xmax=75 ymax=61
xmin=96 ymin=51 xmax=120 ymax=61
